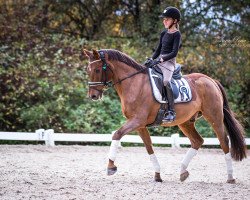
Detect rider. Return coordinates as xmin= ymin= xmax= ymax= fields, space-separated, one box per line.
xmin=146 ymin=7 xmax=182 ymax=123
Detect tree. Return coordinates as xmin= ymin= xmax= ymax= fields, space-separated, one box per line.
xmin=48 ymin=0 xmax=118 ymax=39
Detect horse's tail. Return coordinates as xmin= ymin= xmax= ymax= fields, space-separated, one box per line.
xmin=215 ymin=80 xmax=247 ymax=161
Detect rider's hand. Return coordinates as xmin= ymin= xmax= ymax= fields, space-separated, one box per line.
xmin=144 ymin=58 xmax=153 ymax=67
xmin=148 ymin=58 xmax=161 ymax=68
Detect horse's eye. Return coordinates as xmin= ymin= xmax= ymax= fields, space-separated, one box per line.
xmin=95 ymin=69 xmax=100 ymax=73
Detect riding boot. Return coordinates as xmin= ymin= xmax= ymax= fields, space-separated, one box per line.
xmin=162 ymin=82 xmax=176 ymax=123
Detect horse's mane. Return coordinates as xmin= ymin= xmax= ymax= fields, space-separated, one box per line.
xmin=99 ymin=49 xmax=147 ymax=74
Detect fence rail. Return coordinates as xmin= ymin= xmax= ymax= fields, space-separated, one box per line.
xmin=0 ymin=129 xmax=249 ymax=147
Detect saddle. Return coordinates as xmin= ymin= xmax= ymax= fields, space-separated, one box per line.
xmin=147 ymin=64 xmax=192 ymax=127
xmin=148 ymin=64 xmax=192 ymax=104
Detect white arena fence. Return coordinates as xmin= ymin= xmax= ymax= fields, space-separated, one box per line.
xmin=0 ymin=129 xmax=249 ymax=147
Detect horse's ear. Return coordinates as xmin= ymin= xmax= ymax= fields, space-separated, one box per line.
xmin=82 ymin=49 xmax=92 ymax=59
xmin=92 ymin=49 xmax=100 ymax=60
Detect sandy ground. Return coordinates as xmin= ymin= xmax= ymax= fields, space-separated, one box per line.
xmin=0 ymin=145 xmax=249 ymax=200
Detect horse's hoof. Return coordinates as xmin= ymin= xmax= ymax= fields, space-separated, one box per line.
xmin=180 ymin=171 xmax=189 ymax=182
xmin=155 ymin=177 xmax=163 ymax=182
xmin=107 ymin=166 xmax=117 ymax=176
xmin=226 ymin=179 xmax=236 ymax=184
xmin=154 ymin=172 xmax=163 ymax=182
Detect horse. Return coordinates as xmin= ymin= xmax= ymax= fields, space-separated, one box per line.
xmin=83 ymin=48 xmax=246 ymax=183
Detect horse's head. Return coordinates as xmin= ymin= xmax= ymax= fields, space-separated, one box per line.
xmin=83 ymin=49 xmax=113 ymax=100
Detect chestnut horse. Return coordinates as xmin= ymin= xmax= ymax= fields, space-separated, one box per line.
xmin=83 ymin=49 xmax=246 ymax=183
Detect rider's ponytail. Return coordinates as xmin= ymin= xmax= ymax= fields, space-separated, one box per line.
xmin=176 ymin=22 xmax=180 ymax=30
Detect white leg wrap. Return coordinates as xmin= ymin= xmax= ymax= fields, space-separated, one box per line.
xmin=108 ymin=140 xmax=120 ymax=161
xmin=149 ymin=154 xmax=161 ymax=173
xmin=181 ymin=148 xmax=198 ymax=173
xmin=225 ymin=152 xmax=234 ymax=179
xmin=111 ymin=130 xmax=122 ymax=149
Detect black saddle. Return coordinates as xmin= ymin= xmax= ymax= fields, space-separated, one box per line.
xmin=151 ymin=64 xmax=183 ymax=101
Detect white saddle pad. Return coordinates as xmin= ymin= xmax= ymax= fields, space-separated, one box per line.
xmin=148 ymin=68 xmax=192 ymax=104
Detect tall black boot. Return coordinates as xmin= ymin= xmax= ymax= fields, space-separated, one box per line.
xmin=162 ymin=82 xmax=176 ymax=123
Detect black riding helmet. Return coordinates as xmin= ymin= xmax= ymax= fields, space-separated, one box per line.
xmin=159 ymin=7 xmax=181 ymax=22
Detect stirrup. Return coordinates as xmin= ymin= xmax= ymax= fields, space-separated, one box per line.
xmin=162 ymin=111 xmax=176 ymax=123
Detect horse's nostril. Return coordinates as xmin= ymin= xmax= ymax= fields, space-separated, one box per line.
xmin=91 ymin=95 xmax=97 ymax=100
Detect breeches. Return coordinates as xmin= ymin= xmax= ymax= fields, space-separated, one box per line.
xmin=157 ymin=57 xmax=176 ymax=86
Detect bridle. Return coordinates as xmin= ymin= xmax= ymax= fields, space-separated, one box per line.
xmin=88 ymin=51 xmax=147 ymax=91
xmin=88 ymin=51 xmax=113 ymax=89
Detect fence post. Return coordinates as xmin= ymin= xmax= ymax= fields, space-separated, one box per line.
xmin=36 ymin=129 xmax=45 ymax=140
xmin=171 ymin=133 xmax=180 ymax=148
xmin=44 ymin=129 xmax=55 ymax=146
xmin=112 ymin=130 xmax=122 ymax=148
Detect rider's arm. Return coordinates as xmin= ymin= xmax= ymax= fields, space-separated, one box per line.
xmin=151 ymin=30 xmax=166 ymax=59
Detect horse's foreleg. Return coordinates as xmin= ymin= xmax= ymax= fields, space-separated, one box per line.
xmin=107 ymin=118 xmax=143 ymax=175
xmin=137 ymin=127 xmax=162 ymax=182
xmin=178 ymin=121 xmax=204 ymax=182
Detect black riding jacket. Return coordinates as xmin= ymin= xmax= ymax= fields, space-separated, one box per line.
xmin=152 ymin=29 xmax=181 ymax=61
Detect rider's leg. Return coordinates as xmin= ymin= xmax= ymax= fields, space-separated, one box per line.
xmin=163 ymin=82 xmax=176 ymax=122
xmin=158 ymin=60 xmax=175 ymax=122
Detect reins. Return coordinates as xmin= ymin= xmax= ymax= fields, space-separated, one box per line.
xmin=111 ymin=67 xmax=148 ymax=87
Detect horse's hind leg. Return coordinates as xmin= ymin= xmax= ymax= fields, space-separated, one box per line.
xmin=203 ymin=110 xmax=235 ymax=183
xmin=178 ymin=120 xmax=204 ymax=182
xmin=137 ymin=127 xmax=162 ymax=182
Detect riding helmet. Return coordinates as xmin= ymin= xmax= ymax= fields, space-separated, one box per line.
xmin=159 ymin=7 xmax=181 ymax=21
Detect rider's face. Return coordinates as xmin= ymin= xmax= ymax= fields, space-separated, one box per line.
xmin=163 ymin=17 xmax=174 ymax=29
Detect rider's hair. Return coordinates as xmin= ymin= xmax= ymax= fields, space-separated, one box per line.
xmin=176 ymin=22 xmax=179 ymax=30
